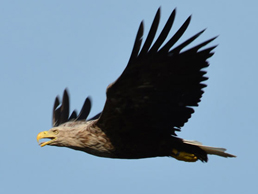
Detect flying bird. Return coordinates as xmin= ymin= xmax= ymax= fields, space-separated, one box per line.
xmin=37 ymin=8 xmax=235 ymax=162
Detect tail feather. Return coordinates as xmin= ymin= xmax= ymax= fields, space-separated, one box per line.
xmin=183 ymin=140 xmax=236 ymax=158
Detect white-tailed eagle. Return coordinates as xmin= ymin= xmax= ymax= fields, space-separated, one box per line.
xmin=37 ymin=8 xmax=235 ymax=162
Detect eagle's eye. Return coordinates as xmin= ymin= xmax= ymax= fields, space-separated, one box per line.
xmin=52 ymin=129 xmax=59 ymax=135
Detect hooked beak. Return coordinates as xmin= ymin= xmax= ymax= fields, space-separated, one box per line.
xmin=37 ymin=131 xmax=57 ymax=147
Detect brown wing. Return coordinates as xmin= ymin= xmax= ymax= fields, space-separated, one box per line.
xmin=95 ymin=8 xmax=216 ymax=144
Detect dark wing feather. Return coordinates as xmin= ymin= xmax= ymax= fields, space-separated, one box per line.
xmin=138 ymin=8 xmax=160 ymax=57
xmin=52 ymin=96 xmax=60 ymax=127
xmin=68 ymin=110 xmax=77 ymax=121
xmin=59 ymin=90 xmax=69 ymax=124
xmin=52 ymin=89 xmax=94 ymax=126
xmin=87 ymin=112 xmax=102 ymax=121
xmin=52 ymin=90 xmax=69 ymax=127
xmin=159 ymin=14 xmax=191 ymax=53
xmin=95 ymin=8 xmax=216 ymax=140
xmin=148 ymin=9 xmax=175 ymax=54
xmin=76 ymin=97 xmax=91 ymax=121
xmin=127 ymin=21 xmax=143 ymax=66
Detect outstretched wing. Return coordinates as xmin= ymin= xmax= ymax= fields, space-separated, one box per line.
xmin=52 ymin=89 xmax=94 ymax=127
xmin=95 ymin=8 xmax=216 ymax=138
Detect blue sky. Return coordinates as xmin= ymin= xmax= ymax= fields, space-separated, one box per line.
xmin=1 ymin=0 xmax=257 ymax=193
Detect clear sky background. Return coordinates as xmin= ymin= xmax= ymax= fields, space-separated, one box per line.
xmin=0 ymin=0 xmax=257 ymax=193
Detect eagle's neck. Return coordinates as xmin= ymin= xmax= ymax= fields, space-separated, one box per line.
xmin=61 ymin=121 xmax=115 ymax=158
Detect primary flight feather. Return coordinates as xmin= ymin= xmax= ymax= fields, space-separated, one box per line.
xmin=37 ymin=8 xmax=235 ymax=162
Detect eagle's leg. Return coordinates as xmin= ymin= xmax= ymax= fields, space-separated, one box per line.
xmin=171 ymin=149 xmax=198 ymax=162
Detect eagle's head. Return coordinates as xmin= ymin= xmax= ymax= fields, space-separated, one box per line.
xmin=37 ymin=127 xmax=64 ymax=147
xmin=37 ymin=122 xmax=88 ymax=148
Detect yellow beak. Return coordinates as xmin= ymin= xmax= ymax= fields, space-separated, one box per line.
xmin=37 ymin=131 xmax=56 ymax=147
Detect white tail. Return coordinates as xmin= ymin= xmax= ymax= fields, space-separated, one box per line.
xmin=183 ymin=140 xmax=236 ymax=158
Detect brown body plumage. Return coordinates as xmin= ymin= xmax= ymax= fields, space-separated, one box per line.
xmin=37 ymin=8 xmax=235 ymax=162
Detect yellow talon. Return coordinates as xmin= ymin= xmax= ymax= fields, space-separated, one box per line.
xmin=171 ymin=149 xmax=198 ymax=162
